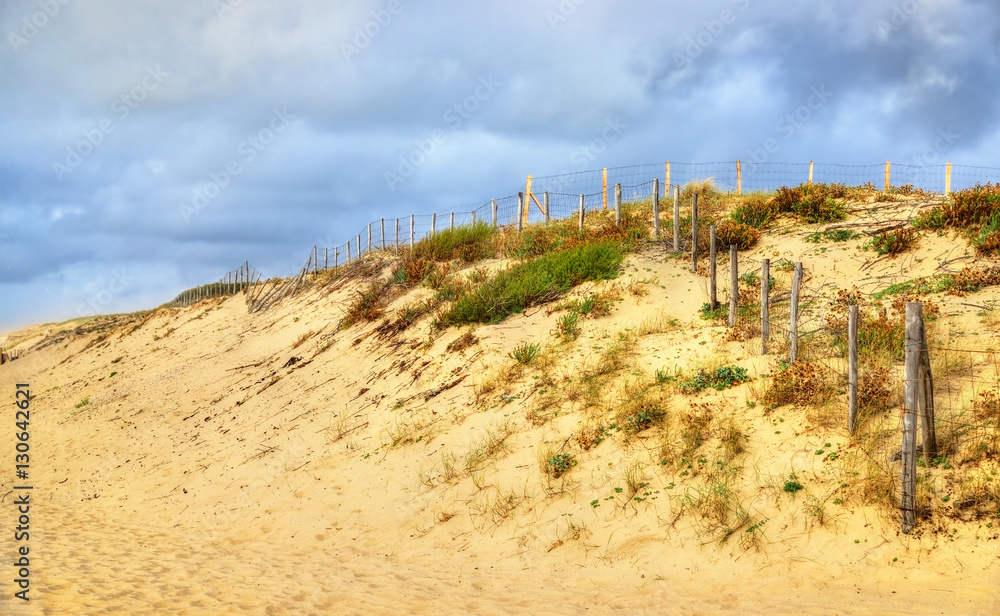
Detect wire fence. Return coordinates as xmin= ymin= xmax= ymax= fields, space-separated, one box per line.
xmin=169 ymin=159 xmax=1000 ymax=313
xmin=706 ymin=249 xmax=1000 ymax=530
xmin=166 ymin=261 xmax=263 ymax=308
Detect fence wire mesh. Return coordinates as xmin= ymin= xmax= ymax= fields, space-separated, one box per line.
xmin=191 ymin=159 xmax=1000 ymax=313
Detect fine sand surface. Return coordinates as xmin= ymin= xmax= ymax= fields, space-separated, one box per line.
xmin=2 ymin=201 xmax=999 ymax=614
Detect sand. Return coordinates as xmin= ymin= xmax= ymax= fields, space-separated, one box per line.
xmin=2 ymin=200 xmax=999 ymax=614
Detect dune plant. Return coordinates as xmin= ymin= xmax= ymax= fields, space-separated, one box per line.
xmin=442 ymin=241 xmax=624 ymax=326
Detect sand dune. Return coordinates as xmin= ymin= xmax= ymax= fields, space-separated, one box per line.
xmin=2 ymin=198 xmax=999 ymax=614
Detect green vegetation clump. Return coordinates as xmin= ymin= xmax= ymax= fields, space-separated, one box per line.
xmin=545 ymin=453 xmax=577 ymax=478
xmin=772 ymin=183 xmax=847 ymax=223
xmin=913 ymin=183 xmax=1000 ymax=254
xmin=411 ymin=221 xmax=498 ymax=263
xmin=699 ymin=302 xmax=728 ymax=321
xmin=442 ymin=241 xmax=624 ymax=326
xmin=501 ymin=207 xmax=647 ymax=260
xmin=729 ymin=192 xmax=779 ymax=229
xmin=679 ymin=365 xmax=750 ymax=393
xmin=509 ymin=342 xmax=540 ymax=365
xmin=867 ymin=227 xmax=918 ymax=257
xmin=804 ymin=229 xmax=859 ymax=243
xmin=783 ymin=475 xmax=804 ymax=494
xmin=715 ymin=220 xmax=760 ymax=250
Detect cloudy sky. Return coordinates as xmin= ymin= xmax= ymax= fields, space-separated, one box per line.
xmin=1 ymin=0 xmax=998 ymax=331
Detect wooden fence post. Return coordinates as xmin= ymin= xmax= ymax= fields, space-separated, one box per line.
xmin=790 ymin=262 xmax=802 ymax=362
xmin=945 ymin=162 xmax=952 ymax=196
xmin=491 ymin=199 xmax=497 ymax=228
xmin=544 ymin=191 xmax=550 ymax=226
xmin=901 ymin=301 xmax=921 ymax=534
xmin=410 ymin=215 xmax=415 ymax=251
xmin=578 ymin=194 xmax=585 ymax=232
xmin=665 ymin=161 xmax=670 ymax=195
xmin=691 ymin=193 xmax=699 ymax=272
xmin=673 ymin=184 xmax=680 ymax=253
xmin=380 ymin=218 xmax=385 ymax=249
xmin=808 ymin=161 xmax=814 ymax=185
xmin=335 ymin=248 xmax=339 ymax=269
xmin=450 ymin=212 xmax=454 ymax=230
xmin=324 ymin=247 xmax=329 ymax=271
xmin=313 ymin=245 xmax=318 ymax=276
xmin=849 ymin=304 xmax=859 ymax=434
xmin=652 ymin=177 xmax=660 ymax=241
xmin=471 ymin=210 xmax=477 ymax=226
xmin=357 ymin=235 xmax=361 ymax=260
xmin=761 ymin=258 xmax=770 ymax=354
xmin=367 ymin=223 xmax=372 ymax=252
xmin=431 ymin=213 xmax=437 ymax=237
xmin=709 ymin=225 xmax=717 ymax=310
xmin=347 ymin=240 xmax=351 ymax=263
xmin=523 ymin=176 xmax=533 ymax=227
xmin=884 ymin=161 xmax=892 ymax=192
xmin=919 ymin=318 xmax=938 ymax=460
xmin=602 ymin=167 xmax=608 ymax=210
xmin=517 ymin=193 xmax=524 ymax=233
xmin=728 ymin=245 xmax=738 ymax=328
xmin=614 ymin=183 xmax=621 ymax=226
xmin=395 ymin=218 xmax=400 ymax=253
xmin=736 ymin=159 xmax=742 ymax=195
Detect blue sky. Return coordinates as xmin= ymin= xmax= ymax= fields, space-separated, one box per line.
xmin=1 ymin=0 xmax=998 ymax=331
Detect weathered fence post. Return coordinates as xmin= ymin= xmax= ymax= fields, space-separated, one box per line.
xmin=324 ymin=247 xmax=328 ymax=271
xmin=709 ymin=225 xmax=717 ymax=310
xmin=544 ymin=191 xmax=550 ymax=226
xmin=335 ymin=248 xmax=339 ymax=269
xmin=347 ymin=240 xmax=352 ymax=263
xmin=380 ymin=218 xmax=385 ymax=250
xmin=491 ymin=199 xmax=497 ymax=228
xmin=673 ymin=184 xmax=680 ymax=253
xmin=471 ymin=211 xmax=477 ymax=226
xmin=431 ymin=213 xmax=437 ymax=237
xmin=848 ymin=305 xmax=859 ymax=434
xmin=614 ymin=183 xmax=622 ymax=226
xmin=919 ymin=317 xmax=938 ymax=460
xmin=790 ymin=262 xmax=802 ymax=362
xmin=652 ymin=177 xmax=660 ymax=241
xmin=367 ymin=223 xmax=372 ymax=252
xmin=729 ymin=245 xmax=738 ymax=328
xmin=691 ymin=193 xmax=699 ymax=272
xmin=313 ymin=245 xmax=319 ymax=276
xmin=578 ymin=194 xmax=585 ymax=232
xmin=517 ymin=193 xmax=524 ymax=233
xmin=410 ymin=215 xmax=415 ymax=251
xmin=395 ymin=218 xmax=400 ymax=254
xmin=450 ymin=212 xmax=454 ymax=230
xmin=901 ymin=302 xmax=921 ymax=534
xmin=760 ymin=258 xmax=770 ymax=354
xmin=356 ymin=235 xmax=361 ymax=260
